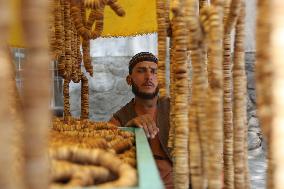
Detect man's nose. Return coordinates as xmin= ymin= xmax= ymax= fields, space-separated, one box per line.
xmin=145 ymin=70 xmax=153 ymax=79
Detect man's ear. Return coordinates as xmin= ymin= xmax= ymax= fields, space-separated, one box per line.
xmin=126 ymin=75 xmax=132 ymax=85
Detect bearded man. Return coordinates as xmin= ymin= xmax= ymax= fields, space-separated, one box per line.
xmin=109 ymin=52 xmax=173 ymax=189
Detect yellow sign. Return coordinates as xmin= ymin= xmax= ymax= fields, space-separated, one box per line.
xmin=102 ymin=0 xmax=157 ymax=37
xmin=10 ymin=0 xmax=24 ymax=47
xmin=10 ymin=0 xmax=157 ymax=47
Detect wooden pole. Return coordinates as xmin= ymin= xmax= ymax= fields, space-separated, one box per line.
xmin=21 ymin=1 xmax=52 ymax=189
xmin=271 ymin=1 xmax=284 ymax=188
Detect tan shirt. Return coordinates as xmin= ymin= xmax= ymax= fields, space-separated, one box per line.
xmin=112 ymin=97 xmax=173 ymax=189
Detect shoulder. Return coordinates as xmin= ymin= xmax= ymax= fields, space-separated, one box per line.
xmin=158 ymin=96 xmax=170 ymax=108
xmin=111 ymin=99 xmax=135 ymax=126
xmin=115 ymin=99 xmax=134 ymax=116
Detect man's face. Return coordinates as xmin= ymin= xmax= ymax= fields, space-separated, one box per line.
xmin=129 ymin=61 xmax=159 ymax=99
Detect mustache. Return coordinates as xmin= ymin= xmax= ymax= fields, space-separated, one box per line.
xmin=142 ymin=81 xmax=154 ymax=86
xmin=131 ymin=82 xmax=159 ymax=100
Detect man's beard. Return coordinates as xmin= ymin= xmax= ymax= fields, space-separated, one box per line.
xmin=132 ymin=82 xmax=159 ymax=100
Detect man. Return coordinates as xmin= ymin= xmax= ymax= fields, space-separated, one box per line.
xmin=109 ymin=52 xmax=173 ymax=189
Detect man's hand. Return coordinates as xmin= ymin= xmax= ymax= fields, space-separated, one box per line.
xmin=125 ymin=114 xmax=159 ymax=139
